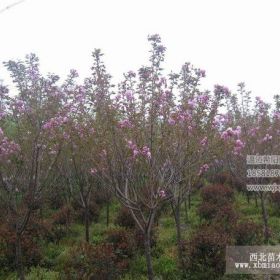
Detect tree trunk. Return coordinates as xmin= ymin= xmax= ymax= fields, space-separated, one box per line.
xmin=255 ymin=193 xmax=258 ymax=208
xmin=246 ymin=192 xmax=250 ymax=204
xmin=184 ymin=199 xmax=188 ymax=224
xmin=16 ymin=233 xmax=25 ymax=280
xmin=188 ymin=193 xmax=191 ymax=209
xmin=260 ymin=193 xmax=269 ymax=243
xmin=106 ymin=201 xmax=110 ymax=227
xmin=144 ymin=231 xmax=154 ymax=280
xmin=84 ymin=206 xmax=90 ymax=242
xmin=174 ymin=205 xmax=184 ymax=270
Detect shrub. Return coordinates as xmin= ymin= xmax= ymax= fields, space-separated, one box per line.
xmin=198 ymin=201 xmax=237 ymax=225
xmin=271 ymin=192 xmax=280 ymax=213
xmin=133 ymin=228 xmax=157 ymax=251
xmin=46 ymin=187 xmax=66 ymax=210
xmin=198 ymin=202 xmax=219 ymax=220
xmin=228 ymin=176 xmax=245 ymax=193
xmin=115 ymin=207 xmax=136 ymax=229
xmin=61 ymin=242 xmax=119 ymax=280
xmin=105 ymin=228 xmax=136 ymax=271
xmin=234 ymin=220 xmax=263 ymax=245
xmin=210 ymin=171 xmax=231 ymax=185
xmin=200 ymin=184 xmax=234 ymax=205
xmin=52 ymin=205 xmax=72 ymax=227
xmin=0 ymin=221 xmax=43 ymax=271
xmin=48 ymin=205 xmax=73 ymax=243
xmin=183 ymin=225 xmax=233 ymax=279
xmin=72 ymin=200 xmax=100 ymax=224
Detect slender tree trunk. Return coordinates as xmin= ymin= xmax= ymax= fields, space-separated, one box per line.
xmin=84 ymin=205 xmax=90 ymax=242
xmin=246 ymin=192 xmax=250 ymax=204
xmin=174 ymin=205 xmax=184 ymax=270
xmin=106 ymin=201 xmax=110 ymax=227
xmin=188 ymin=193 xmax=191 ymax=209
xmin=144 ymin=231 xmax=154 ymax=280
xmin=16 ymin=233 xmax=25 ymax=280
xmin=184 ymin=199 xmax=188 ymax=224
xmin=260 ymin=193 xmax=269 ymax=243
xmin=255 ymin=193 xmax=258 ymax=208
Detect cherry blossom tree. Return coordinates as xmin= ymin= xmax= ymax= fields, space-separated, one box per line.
xmin=0 ymin=54 xmax=64 ymax=279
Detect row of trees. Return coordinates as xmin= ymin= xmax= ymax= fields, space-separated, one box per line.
xmin=1 ymin=35 xmax=279 ymax=280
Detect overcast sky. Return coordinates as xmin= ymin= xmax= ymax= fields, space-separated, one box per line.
xmin=0 ymin=0 xmax=279 ymax=103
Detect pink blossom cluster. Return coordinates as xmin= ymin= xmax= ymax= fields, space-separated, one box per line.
xmin=114 ymin=90 xmax=135 ymax=112
xmin=262 ymin=133 xmax=273 ymax=142
xmin=214 ymin=84 xmax=230 ymax=97
xmin=195 ymin=69 xmax=206 ymax=78
xmin=188 ymin=99 xmax=197 ymax=110
xmin=0 ymin=111 xmax=6 ymax=120
xmin=127 ymin=140 xmax=151 ymax=159
xmin=212 ymin=114 xmax=229 ymax=128
xmin=274 ymin=112 xmax=280 ymax=120
xmin=178 ymin=111 xmax=192 ymax=123
xmin=43 ymin=115 xmax=69 ymax=131
xmin=168 ymin=117 xmax=176 ymax=126
xmin=0 ymin=128 xmax=20 ymax=161
xmin=46 ymin=143 xmax=60 ymax=155
xmin=12 ymin=99 xmax=28 ymax=114
xmin=248 ymin=127 xmax=259 ymax=137
xmin=90 ymin=168 xmax=98 ymax=175
xmin=124 ymin=90 xmax=134 ymax=102
xmin=155 ymin=90 xmax=173 ymax=113
xmin=74 ymin=86 xmax=86 ymax=104
xmin=0 ymin=85 xmax=8 ymax=120
xmin=155 ymin=77 xmax=167 ymax=88
xmin=200 ymin=137 xmax=208 ymax=147
xmin=118 ymin=119 xmax=133 ymax=129
xmin=196 ymin=94 xmax=209 ymax=104
xmin=158 ymin=189 xmax=166 ymax=198
xmin=198 ymin=164 xmax=209 ymax=176
xmin=233 ymin=139 xmax=245 ymax=155
xmin=72 ymin=122 xmax=95 ymax=138
xmin=168 ymin=109 xmax=193 ymax=126
xmin=221 ymin=126 xmax=241 ymax=140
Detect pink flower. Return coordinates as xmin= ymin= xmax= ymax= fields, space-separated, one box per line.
xmin=198 ymin=164 xmax=209 ymax=175
xmin=118 ymin=119 xmax=133 ymax=129
xmin=234 ymin=126 xmax=241 ymax=138
xmin=233 ymin=139 xmax=245 ymax=155
xmin=200 ymin=137 xmax=208 ymax=147
xmin=214 ymin=84 xmax=230 ymax=97
xmin=235 ymin=139 xmax=245 ymax=147
xmin=168 ymin=118 xmax=176 ymax=125
xmin=274 ymin=112 xmax=280 ymax=120
xmin=188 ymin=99 xmax=197 ymax=109
xmin=90 ymin=168 xmax=98 ymax=175
xmin=124 ymin=90 xmax=134 ymax=101
xmin=133 ymin=149 xmax=140 ymax=157
xmin=141 ymin=146 xmax=151 ymax=159
xmin=158 ymin=190 xmax=166 ymax=198
xmin=263 ymin=134 xmax=272 ymax=142
xmin=127 ymin=140 xmax=140 ymax=158
xmin=221 ymin=127 xmax=240 ymax=140
xmin=0 ymin=129 xmax=20 ymax=161
xmin=249 ymin=127 xmax=259 ymax=136
xmin=197 ymin=94 xmax=209 ymax=103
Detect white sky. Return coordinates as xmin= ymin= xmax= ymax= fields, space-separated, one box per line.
xmin=0 ymin=0 xmax=280 ymax=103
